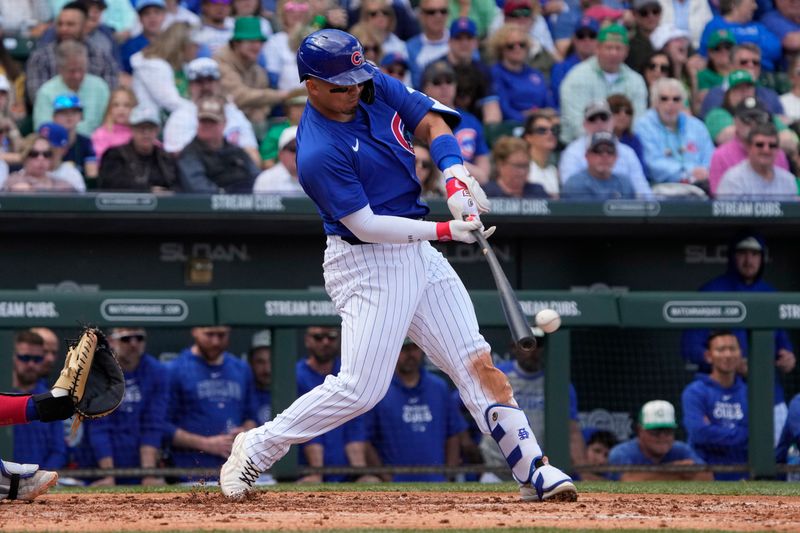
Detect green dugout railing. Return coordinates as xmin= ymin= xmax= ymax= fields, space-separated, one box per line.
xmin=2 ymin=290 xmax=799 ymax=479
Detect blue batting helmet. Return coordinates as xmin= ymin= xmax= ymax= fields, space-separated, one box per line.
xmin=297 ymin=29 xmax=377 ymax=102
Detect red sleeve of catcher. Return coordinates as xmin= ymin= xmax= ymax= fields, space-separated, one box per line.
xmin=0 ymin=394 xmax=30 ymax=426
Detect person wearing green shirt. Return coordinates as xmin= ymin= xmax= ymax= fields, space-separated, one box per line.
xmin=697 ymin=29 xmax=736 ymax=92
xmin=258 ymin=91 xmax=307 ymax=168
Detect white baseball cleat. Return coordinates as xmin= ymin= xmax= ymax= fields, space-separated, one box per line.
xmin=220 ymin=432 xmax=261 ymax=500
xmin=519 ymin=464 xmax=578 ymax=502
xmin=0 ymin=460 xmax=59 ymax=501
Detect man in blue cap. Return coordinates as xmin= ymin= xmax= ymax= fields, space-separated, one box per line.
xmin=121 ymin=0 xmax=168 ymax=74
xmin=551 ymin=16 xmax=599 ymax=108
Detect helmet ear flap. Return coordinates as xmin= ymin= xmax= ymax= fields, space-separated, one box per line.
xmin=360 ymin=79 xmax=375 ymax=104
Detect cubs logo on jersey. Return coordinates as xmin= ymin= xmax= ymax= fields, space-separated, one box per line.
xmin=391 ymin=112 xmax=414 ymax=154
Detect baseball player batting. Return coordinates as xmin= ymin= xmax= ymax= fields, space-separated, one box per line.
xmin=221 ymin=29 xmax=577 ymax=503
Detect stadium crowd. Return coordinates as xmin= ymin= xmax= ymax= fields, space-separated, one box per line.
xmin=0 ymin=0 xmax=797 ymax=198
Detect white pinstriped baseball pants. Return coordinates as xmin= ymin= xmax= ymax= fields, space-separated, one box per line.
xmin=244 ymin=237 xmax=497 ymax=472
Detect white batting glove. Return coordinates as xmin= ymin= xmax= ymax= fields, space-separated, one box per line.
xmin=444 ymin=164 xmax=490 ymax=221
xmin=436 ymin=217 xmax=496 ymax=244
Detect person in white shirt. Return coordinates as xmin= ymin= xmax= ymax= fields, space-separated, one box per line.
xmin=780 ymin=55 xmax=800 ymax=125
xmin=718 ymin=123 xmax=799 ymax=198
xmin=163 ymin=58 xmax=259 ymax=164
xmin=522 ymin=109 xmax=560 ymax=197
xmin=253 ymin=126 xmax=305 ymax=194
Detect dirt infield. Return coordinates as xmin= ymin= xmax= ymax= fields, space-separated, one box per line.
xmin=2 ymin=490 xmax=800 ymax=532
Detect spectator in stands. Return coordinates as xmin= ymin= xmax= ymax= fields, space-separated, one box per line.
xmin=580 ymin=428 xmax=617 ymax=480
xmin=12 ymin=330 xmax=67 ymax=470
xmin=37 ymin=122 xmax=85 ymax=191
xmin=479 ymin=331 xmax=585 ymax=481
xmin=178 ymin=95 xmax=259 ymax=193
xmin=131 ymin=22 xmax=196 ymax=115
xmin=84 ymin=327 xmax=167 ymax=486
xmin=0 ymin=43 xmax=26 ymax=121
xmin=357 ymin=0 xmax=408 ymax=57
xmin=158 ymin=0 xmax=202 ymax=30
xmin=642 ymin=51 xmax=673 ymax=97
xmin=349 ymin=23 xmax=383 ymax=66
xmin=780 ymin=55 xmax=800 ymax=124
xmin=608 ymin=94 xmax=645 ymax=170
xmin=296 ymin=326 xmax=373 ymax=483
xmin=551 ymin=17 xmax=598 ymax=109
xmin=681 ymin=233 xmax=796 ymax=444
xmin=483 ymin=136 xmax=549 ymax=198
xmin=608 ymin=400 xmax=710 ymax=481
xmin=259 ymin=89 xmax=306 ymax=168
xmin=559 ymin=24 xmax=648 ymax=144
xmin=261 ymin=0 xmax=313 ymax=91
xmin=364 ymin=337 xmax=467 ymax=482
xmin=443 ymin=17 xmax=501 ymax=125
xmin=705 ymin=69 xmax=759 ymax=144
xmin=33 ymin=41 xmax=110 ymax=138
xmin=700 ymin=44 xmax=785 ymax=120
xmin=492 ymin=0 xmax=558 ymax=63
xmin=25 ymin=2 xmax=119 ymax=98
xmin=29 ymin=327 xmax=59 ymax=380
xmin=522 ymin=110 xmax=560 ymax=197
xmin=253 ymin=126 xmax=303 ymax=193
xmin=489 ymin=24 xmax=554 ymax=124
xmin=658 ymin=0 xmax=712 ymax=49
xmin=406 ymin=0 xmax=450 ymax=89
xmin=92 ymin=0 xmax=138 ymax=38
xmin=0 ymin=76 xmax=23 ymax=169
xmin=415 ymin=141 xmax=444 ymax=197
xmin=651 ymin=25 xmax=704 ymax=98
xmin=695 ymin=29 xmax=736 ymax=111
xmin=121 ymin=0 xmax=168 ymax=74
xmin=0 ymin=1 xmax=52 ymax=37
xmin=215 ymin=17 xmax=288 ymax=139
xmin=231 ymin=0 xmax=273 ymax=38
xmin=91 ymin=86 xmax=137 ymax=163
xmin=50 ymin=94 xmax=98 ymax=182
xmin=248 ymin=330 xmax=272 ymax=425
xmin=195 ymin=0 xmax=235 ymax=55
xmin=167 ymin=325 xmax=258 ymax=475
xmin=422 ymin=61 xmax=490 ymax=182
xmin=708 ymin=97 xmax=793 ymax=194
xmin=2 ymin=135 xmax=77 ymax=192
xmin=634 ymin=78 xmax=714 ymax=186
xmin=626 ymin=0 xmax=662 ymax=73
xmin=98 ymin=105 xmax=179 ymax=192
xmin=563 ymin=131 xmax=637 ymax=198
xmin=380 ymin=52 xmax=409 ymax=83
xmin=550 ymin=0 xmax=601 ymax=57
xmin=717 ymin=123 xmax=798 ymax=197
xmin=682 ymin=330 xmax=749 ymax=480
xmin=776 ymin=392 xmax=800 ymax=469
xmin=559 ymin=100 xmax=651 ymax=196
xmin=762 ymin=0 xmax=800 ymax=58
xmin=164 ymin=58 xmax=259 ymax=163
xmin=700 ymin=0 xmax=781 ymax=71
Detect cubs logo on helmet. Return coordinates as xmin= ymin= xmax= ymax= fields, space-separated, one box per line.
xmin=351 ymin=50 xmax=364 ymax=66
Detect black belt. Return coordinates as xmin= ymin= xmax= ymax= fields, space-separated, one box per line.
xmin=340 ymin=235 xmax=368 ymax=245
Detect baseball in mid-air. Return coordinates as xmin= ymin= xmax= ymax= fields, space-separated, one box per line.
xmin=535 ymin=309 xmax=561 ymax=333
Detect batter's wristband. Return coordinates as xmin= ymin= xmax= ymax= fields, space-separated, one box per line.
xmin=430 ymin=135 xmax=463 ymax=171
xmin=436 ymin=221 xmax=452 ymax=241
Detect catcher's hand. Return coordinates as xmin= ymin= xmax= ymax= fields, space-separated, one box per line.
xmin=53 ymin=327 xmax=125 ymax=432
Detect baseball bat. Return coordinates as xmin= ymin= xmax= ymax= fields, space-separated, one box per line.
xmin=472 ymin=230 xmax=537 ymax=352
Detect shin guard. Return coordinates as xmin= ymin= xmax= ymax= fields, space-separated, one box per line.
xmin=485 ymin=404 xmax=542 ymax=484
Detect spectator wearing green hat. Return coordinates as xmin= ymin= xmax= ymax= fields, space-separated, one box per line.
xmin=696 ymin=29 xmax=736 ymax=96
xmin=558 ymin=24 xmax=647 ymax=144
xmin=214 ymin=16 xmax=288 ymax=140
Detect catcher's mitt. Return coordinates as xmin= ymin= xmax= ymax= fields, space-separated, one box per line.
xmin=53 ymin=327 xmax=125 ymax=433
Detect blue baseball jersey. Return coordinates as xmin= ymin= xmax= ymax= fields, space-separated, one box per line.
xmin=681 ymin=374 xmax=748 ymax=480
xmin=296 ymin=358 xmax=366 ymax=482
xmin=82 ymin=354 xmax=168 ymax=484
xmin=254 ymin=387 xmax=272 ymax=425
xmin=776 ymin=393 xmax=800 ymax=463
xmin=296 ymin=72 xmax=459 ymax=238
xmin=607 ymin=438 xmax=704 ymax=481
xmin=13 ymin=381 xmax=67 ymax=469
xmin=364 ymin=369 xmax=467 ymax=482
xmin=167 ymin=349 xmax=259 ymax=469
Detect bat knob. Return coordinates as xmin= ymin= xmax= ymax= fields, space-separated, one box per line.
xmin=517 ymin=337 xmax=537 ymax=352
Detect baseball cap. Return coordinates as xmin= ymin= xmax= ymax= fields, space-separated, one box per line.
xmin=639 ymin=400 xmax=678 ymax=430
xmin=250 ymin=329 xmax=272 ymax=351
xmin=186 ymin=57 xmax=221 ymax=81
xmin=632 ymin=0 xmax=660 ymax=10
xmin=650 ymin=25 xmax=689 ymax=51
xmin=37 ymin=122 xmax=69 ymax=148
xmin=129 ymin=105 xmax=161 ymax=127
xmin=232 ymin=16 xmax=265 ymax=41
xmin=727 ymin=69 xmax=755 ymax=90
xmin=449 ymin=17 xmax=477 ymax=38
xmin=136 ymin=0 xmax=166 ymax=11
xmin=588 ymin=131 xmax=616 ymax=151
xmin=197 ymin=96 xmax=225 ymax=122
xmin=735 ymin=235 xmax=763 ymax=252
xmin=708 ymin=29 xmax=736 ymax=50
xmin=380 ymin=52 xmax=409 ymax=68
xmin=574 ymin=16 xmax=599 ymax=35
xmin=584 ymin=99 xmax=611 ymax=120
xmin=503 ymin=0 xmax=532 ymax=16
xmin=53 ymin=93 xmax=82 ymax=111
xmin=278 ymin=125 xmax=298 ymax=151
xmin=597 ymin=23 xmax=629 ymax=46
xmin=422 ymin=60 xmax=456 ymax=87
xmin=0 ymin=75 xmax=10 ymax=93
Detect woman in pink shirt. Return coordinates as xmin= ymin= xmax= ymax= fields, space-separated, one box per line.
xmin=91 ymin=87 xmax=137 ymax=163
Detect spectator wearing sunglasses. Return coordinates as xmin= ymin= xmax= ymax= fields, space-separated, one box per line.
xmin=696 ymin=29 xmax=736 ymax=105
xmin=357 ymin=0 xmax=408 ymax=58
xmin=642 ymin=51 xmax=674 ymax=96
xmin=489 ymin=24 xmax=555 ymax=124
xmin=166 ymin=325 xmax=259 ymax=478
xmin=406 ymin=0 xmax=450 ymax=89
xmin=717 ymin=123 xmax=798 ymax=197
xmin=254 ymin=126 xmax=305 ymax=193
xmin=2 ymin=135 xmax=76 ymax=192
xmin=607 ymin=94 xmax=646 ymax=170
xmin=76 ymin=328 xmax=168 ymax=486
xmin=489 ymin=0 xmax=558 ymax=60
xmin=625 ymin=0 xmax=661 ymax=73
xmin=562 ymin=131 xmax=636 ymax=198
xmin=551 ymin=17 xmax=598 ymax=109
xmin=522 ymin=110 xmax=561 ymax=196
xmin=634 ymin=78 xmax=714 ymax=186
xmin=12 ymin=330 xmax=67 ymax=470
